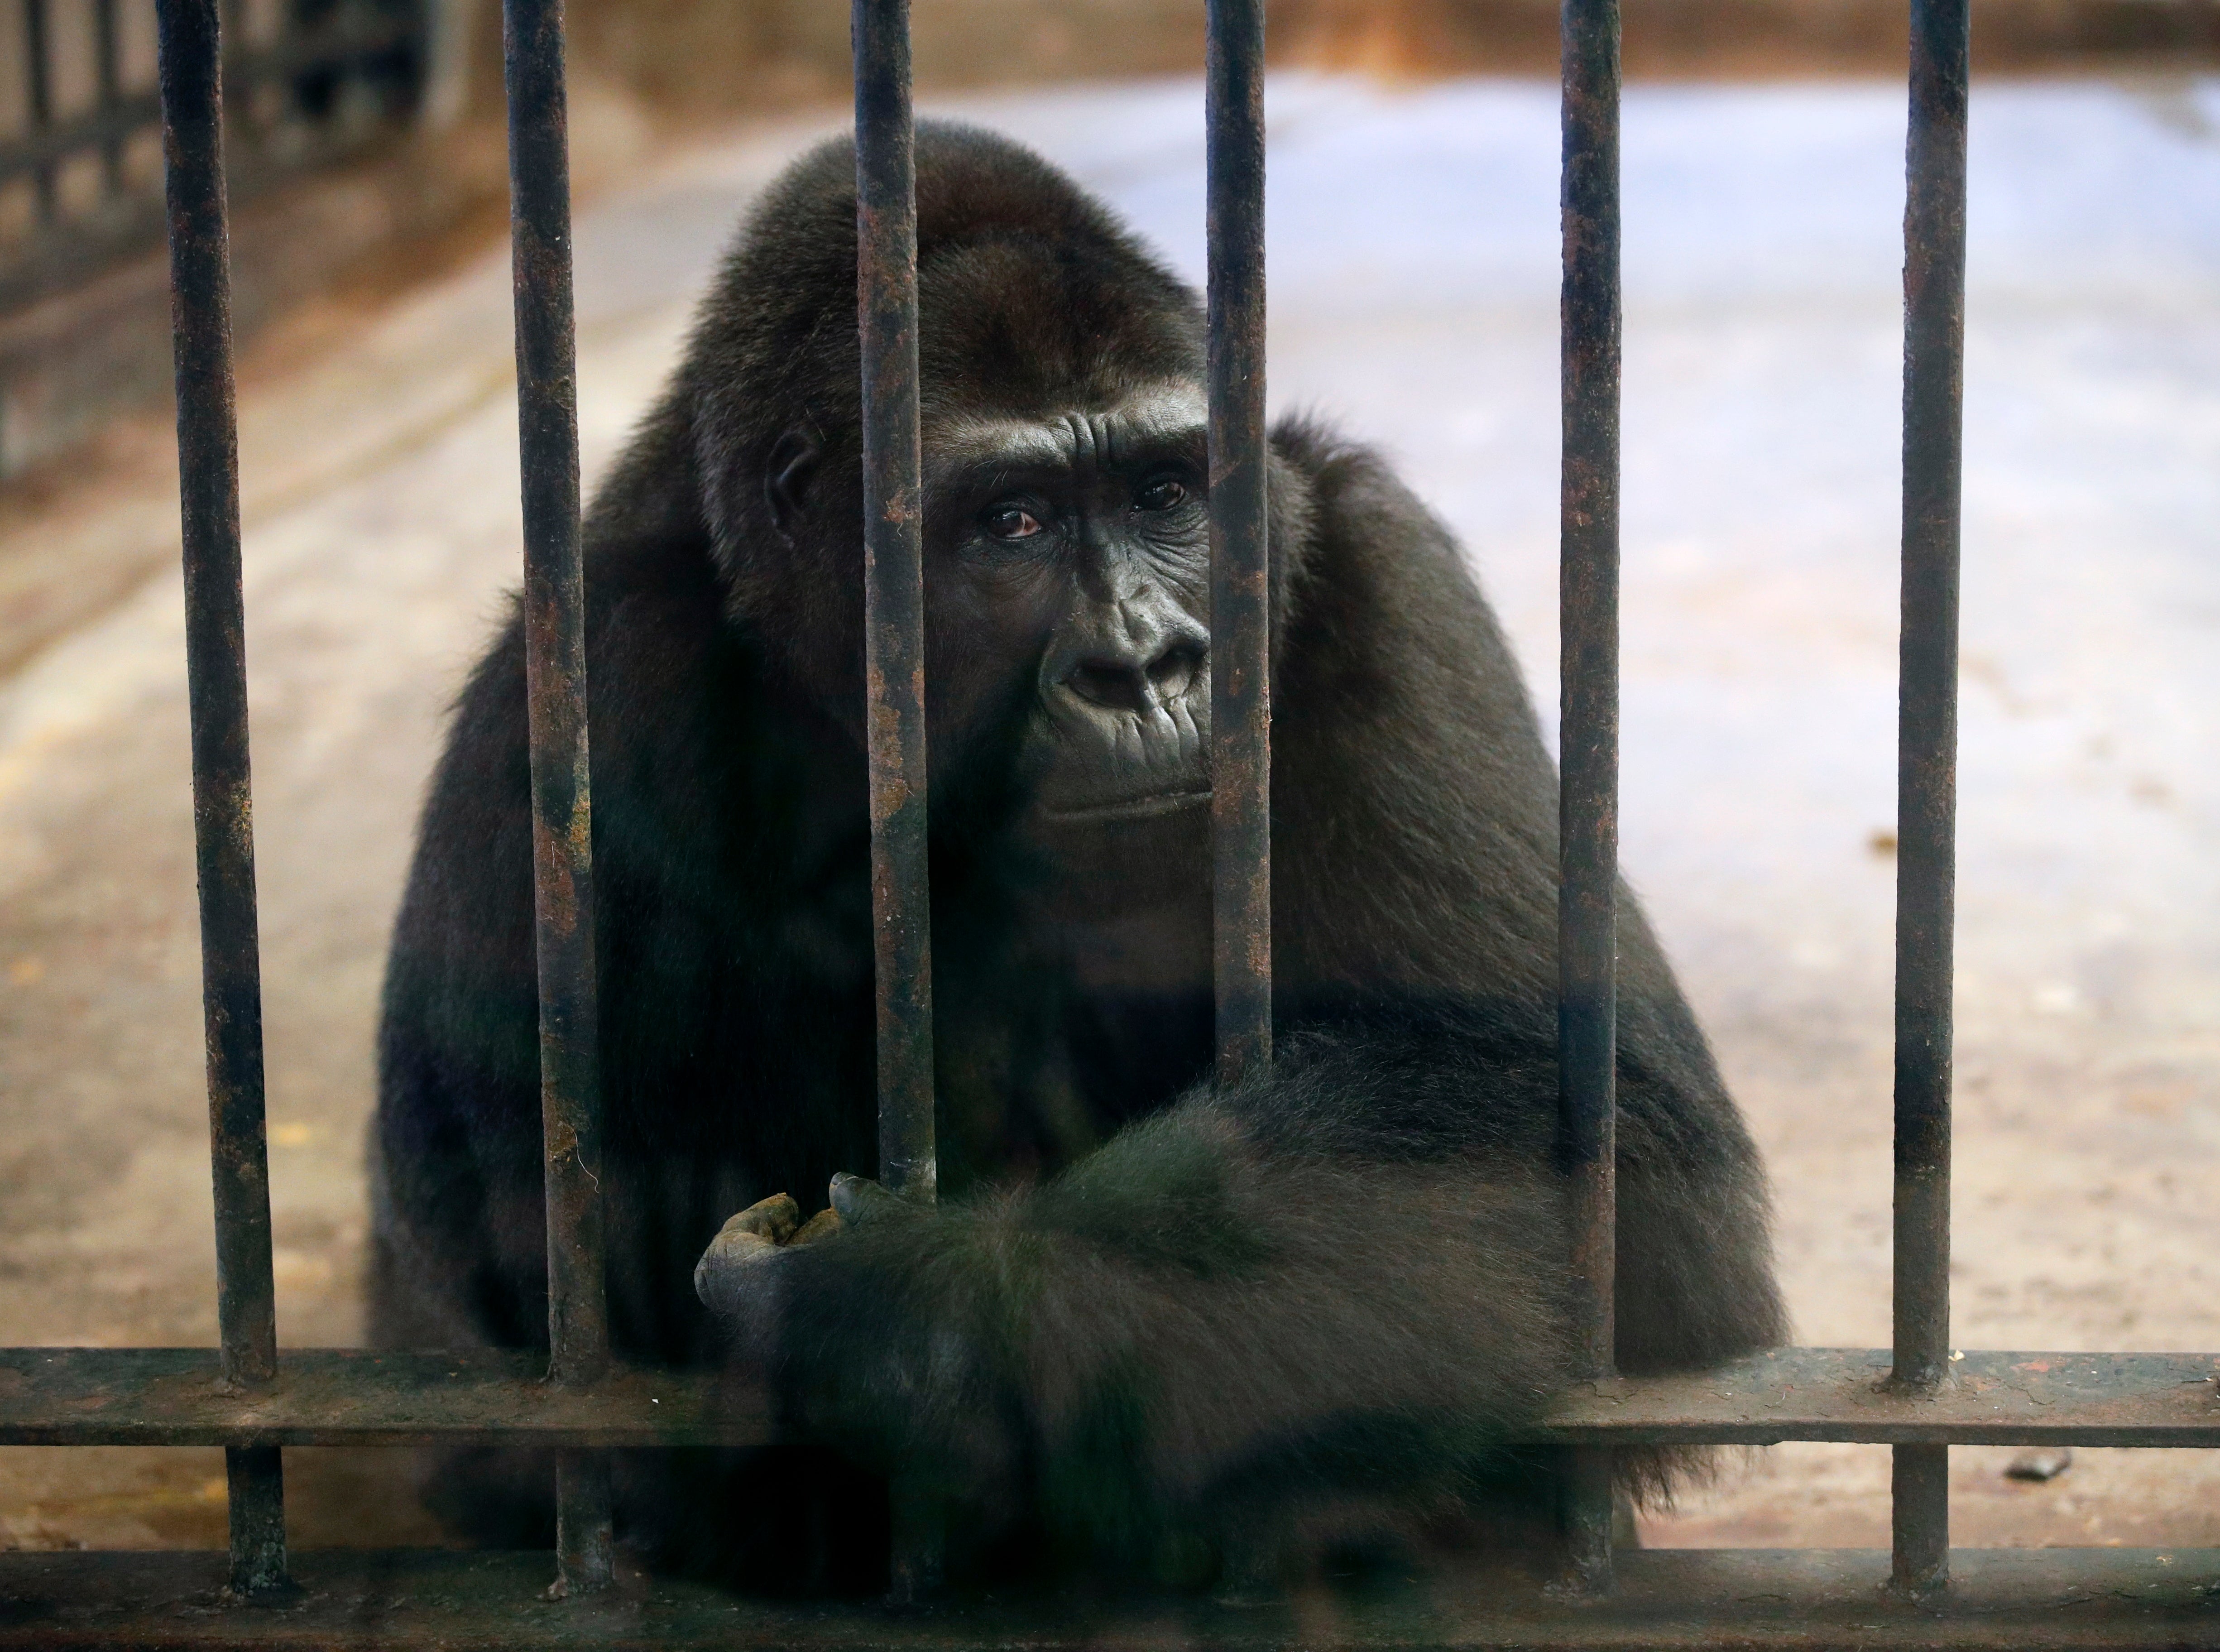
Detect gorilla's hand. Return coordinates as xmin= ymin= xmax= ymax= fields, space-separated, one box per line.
xmin=693 ymin=1183 xmax=853 ymax=1338
xmin=695 ymin=1173 xmax=1031 ymax=1524
xmin=692 ymin=1088 xmax=1577 ymax=1579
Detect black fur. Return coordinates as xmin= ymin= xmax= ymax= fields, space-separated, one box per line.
xmin=370 ymin=123 xmax=1785 ymax=1592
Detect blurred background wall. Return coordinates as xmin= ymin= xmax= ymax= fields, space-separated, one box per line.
xmin=1 ymin=0 xmax=2216 ymax=490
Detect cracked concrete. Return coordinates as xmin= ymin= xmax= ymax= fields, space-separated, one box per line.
xmin=1 ymin=73 xmax=2217 ymax=1556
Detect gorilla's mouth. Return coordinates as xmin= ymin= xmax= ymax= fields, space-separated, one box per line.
xmin=1036 ymin=787 xmax=1211 ymax=824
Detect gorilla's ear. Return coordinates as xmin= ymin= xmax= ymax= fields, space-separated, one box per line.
xmin=765 ymin=428 xmax=822 ymax=539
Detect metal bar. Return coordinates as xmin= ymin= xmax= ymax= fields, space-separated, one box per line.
xmin=0 ymin=1348 xmax=772 ymax=1445
xmin=853 ymin=0 xmax=935 ymax=1213
xmin=554 ymin=1446 xmax=613 ymax=1594
xmin=1558 ymin=0 xmax=1621 ymax=1595
xmin=8 ymin=1547 xmax=2220 ymax=1649
xmin=853 ymin=0 xmax=939 ymax=1602
xmin=94 ymin=0 xmax=123 ymax=193
xmin=1536 ymin=1347 xmax=2220 ymax=1446
xmin=0 ymin=87 xmax=161 ymax=181
xmin=501 ymin=0 xmax=609 ymax=1598
xmin=5 ymin=1345 xmax=2219 ymax=1448
xmin=224 ymin=1446 xmax=286 ymax=1592
xmin=23 ymin=0 xmax=57 ymax=218
xmin=1206 ymin=0 xmax=1270 ymax=1090
xmin=153 ymin=0 xmax=287 ymax=1599
xmin=1891 ymin=0 xmax=1969 ymax=1601
xmin=0 ymin=19 xmax=419 ymax=184
xmin=1892 ymin=1442 xmax=1949 ymax=1598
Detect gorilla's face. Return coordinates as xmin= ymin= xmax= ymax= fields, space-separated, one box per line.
xmin=724 ymin=188 xmax=1220 ymax=881
xmin=921 ymin=383 xmax=1212 ymax=837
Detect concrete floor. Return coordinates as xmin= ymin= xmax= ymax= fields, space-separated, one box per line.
xmin=1 ymin=73 xmax=2217 ymax=1556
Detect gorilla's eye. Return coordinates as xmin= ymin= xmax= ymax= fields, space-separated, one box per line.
xmin=1135 ymin=477 xmax=1189 ymax=512
xmin=982 ymin=504 xmax=1045 ymax=541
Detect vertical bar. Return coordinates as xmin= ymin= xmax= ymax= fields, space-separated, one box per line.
xmin=503 ymin=0 xmax=609 ymax=1597
xmin=853 ymin=0 xmax=934 ymax=1213
xmin=225 ymin=1446 xmax=286 ymax=1590
xmin=24 ymin=0 xmax=56 ymax=220
xmin=1206 ymin=0 xmax=1270 ymax=1089
xmin=853 ymin=0 xmax=938 ymax=1603
xmin=1891 ymin=1444 xmax=1950 ymax=1596
xmin=1890 ymin=0 xmax=1968 ymax=1599
xmin=153 ymin=0 xmax=287 ymax=1598
xmin=95 ymin=0 xmax=123 ymax=193
xmin=554 ymin=1446 xmax=613 ymax=1589
xmin=1558 ymin=0 xmax=1621 ymax=1595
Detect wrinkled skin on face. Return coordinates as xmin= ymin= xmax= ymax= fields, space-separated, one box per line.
xmin=933 ymin=394 xmax=1213 ymax=819
xmin=773 ymin=387 xmax=1217 ymax=845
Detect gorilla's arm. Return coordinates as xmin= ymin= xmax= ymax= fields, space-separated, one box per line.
xmin=1265 ymin=422 xmax=1785 ymax=1384
xmin=700 ymin=1034 xmax=1575 ymax=1572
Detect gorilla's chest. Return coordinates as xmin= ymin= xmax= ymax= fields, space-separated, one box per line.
xmin=931 ymin=894 xmax=1214 ymax=1193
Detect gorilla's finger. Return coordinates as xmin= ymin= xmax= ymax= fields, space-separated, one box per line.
xmin=694 ymin=1208 xmax=790 ymax=1313
xmin=829 ymin=1172 xmax=910 ymax=1228
xmin=725 ymin=1191 xmax=800 ymax=1244
xmin=694 ymin=1242 xmax=790 ymax=1365
xmin=791 ymin=1206 xmax=843 ymax=1245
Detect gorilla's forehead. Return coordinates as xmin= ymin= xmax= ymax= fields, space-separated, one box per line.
xmin=923 ymin=383 xmax=1207 ymax=479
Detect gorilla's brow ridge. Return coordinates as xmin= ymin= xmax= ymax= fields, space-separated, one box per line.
xmin=925 ymin=385 xmax=1208 ymax=490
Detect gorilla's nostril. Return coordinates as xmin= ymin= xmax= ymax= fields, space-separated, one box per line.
xmin=1147 ymin=645 xmax=1203 ymax=702
xmin=1065 ymin=644 xmax=1203 ymax=712
xmin=1067 ymin=658 xmax=1151 ymax=712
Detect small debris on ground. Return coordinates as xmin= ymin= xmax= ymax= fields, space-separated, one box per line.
xmin=2005 ymin=1448 xmax=2073 ymax=1482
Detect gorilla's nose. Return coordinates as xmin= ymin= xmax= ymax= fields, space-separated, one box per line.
xmin=1064 ymin=639 xmax=1205 ymax=713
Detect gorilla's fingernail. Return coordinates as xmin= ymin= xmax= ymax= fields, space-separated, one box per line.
xmin=830 ymin=1172 xmax=900 ymax=1227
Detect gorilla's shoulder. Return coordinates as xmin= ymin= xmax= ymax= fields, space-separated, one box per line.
xmin=1268 ymin=413 xmax=1491 ymax=640
xmin=1270 ymin=413 xmax=1443 ymax=546
xmin=429 ymin=436 xmax=732 ymax=823
xmin=559 ymin=393 xmax=734 ymax=715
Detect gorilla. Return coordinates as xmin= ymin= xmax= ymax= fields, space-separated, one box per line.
xmin=370 ymin=122 xmax=1784 ymax=1592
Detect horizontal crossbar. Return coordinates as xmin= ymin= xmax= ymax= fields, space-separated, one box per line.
xmin=2 ymin=1346 xmax=2215 ymax=1450
xmin=1 ymin=1547 xmax=2216 ymax=1648
xmin=0 ymin=17 xmax=420 ymax=184
xmin=1536 ymin=1346 xmax=2220 ymax=1448
xmin=0 ymin=1349 xmax=767 ymax=1448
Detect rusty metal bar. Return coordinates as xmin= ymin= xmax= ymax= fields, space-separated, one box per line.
xmin=8 ymin=1346 xmax=2220 ymax=1450
xmin=853 ymin=0 xmax=935 ymax=1213
xmin=853 ymin=0 xmax=939 ymax=1601
xmin=1890 ymin=0 xmax=1970 ymax=1601
xmin=501 ymin=0 xmax=609 ymax=1598
xmin=152 ymin=0 xmax=287 ymax=1598
xmin=1206 ymin=0 xmax=1271 ymax=1090
xmin=1893 ymin=1443 xmax=1950 ymax=1598
xmin=1558 ymin=0 xmax=1621 ymax=1594
xmin=23 ymin=0 xmax=57 ymax=218
xmin=1536 ymin=1346 xmax=2220 ymax=1446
